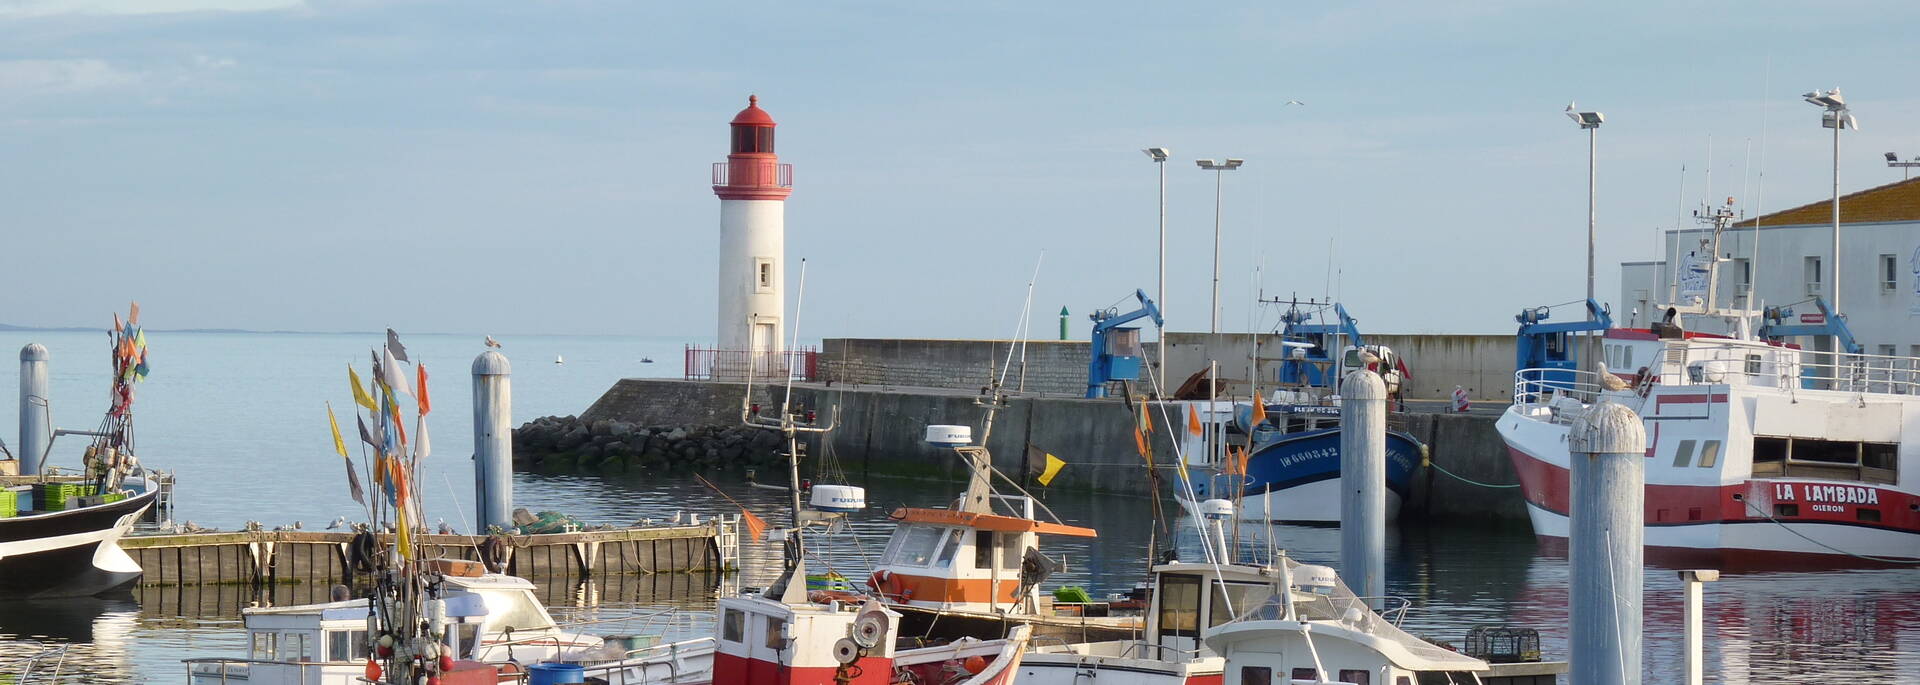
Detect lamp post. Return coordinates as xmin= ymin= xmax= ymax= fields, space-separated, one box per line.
xmin=1566 ymin=104 xmax=1603 ymax=378
xmin=1196 ymin=158 xmax=1244 ymax=335
xmin=1805 ymin=88 xmax=1855 ymax=320
xmin=1887 ymin=151 xmax=1919 ymax=180
xmin=1144 ymin=147 xmax=1171 ymax=393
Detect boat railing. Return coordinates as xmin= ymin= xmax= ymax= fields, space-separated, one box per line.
xmin=1511 ymin=369 xmax=1604 ymax=410
xmin=5 ymin=643 xmax=69 ymax=683
xmin=1659 ymin=341 xmax=1920 ymax=395
xmin=1219 ymin=592 xmax=1417 ymax=630
xmin=182 ymin=657 xmax=329 ymax=684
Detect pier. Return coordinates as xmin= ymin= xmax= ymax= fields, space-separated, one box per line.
xmin=121 ymin=523 xmax=728 ymax=587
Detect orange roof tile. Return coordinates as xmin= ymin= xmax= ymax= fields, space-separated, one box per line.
xmin=1737 ymin=176 xmax=1920 ymax=228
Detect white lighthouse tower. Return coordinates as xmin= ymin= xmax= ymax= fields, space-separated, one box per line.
xmin=713 ymin=95 xmax=791 ymax=360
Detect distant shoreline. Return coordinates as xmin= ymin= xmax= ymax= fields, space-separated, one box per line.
xmin=0 ymin=324 xmax=685 ymax=338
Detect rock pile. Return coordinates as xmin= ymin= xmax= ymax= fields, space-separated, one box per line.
xmin=511 ymin=415 xmax=789 ymax=474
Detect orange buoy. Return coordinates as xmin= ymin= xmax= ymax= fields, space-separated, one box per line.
xmin=364 ymin=658 xmax=382 ymax=681
xmin=963 ymin=655 xmax=987 ymax=674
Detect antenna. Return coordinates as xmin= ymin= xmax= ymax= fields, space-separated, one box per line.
xmin=1750 ymin=55 xmax=1772 ymax=318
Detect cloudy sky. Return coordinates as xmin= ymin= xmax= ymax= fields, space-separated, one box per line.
xmin=2 ymin=1 xmax=1916 ymax=337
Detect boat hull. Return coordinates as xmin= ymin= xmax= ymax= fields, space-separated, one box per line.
xmin=1214 ymin=426 xmax=1419 ymax=523
xmin=0 ymin=489 xmax=155 ymax=598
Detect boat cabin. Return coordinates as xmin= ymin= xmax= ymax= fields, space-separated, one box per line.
xmin=869 ymin=497 xmax=1094 ymax=614
xmin=1142 ymin=562 xmax=1287 ymax=658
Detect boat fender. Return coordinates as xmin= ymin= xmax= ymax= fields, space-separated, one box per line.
xmin=1634 ymin=367 xmax=1655 ymax=398
xmin=479 ymin=535 xmax=510 ymax=573
xmin=348 ymin=531 xmax=379 ymax=573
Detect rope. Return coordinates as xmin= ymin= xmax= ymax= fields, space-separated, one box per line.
xmin=1425 ymin=460 xmax=1521 ymax=489
xmin=1739 ymin=498 xmax=1920 ymax=565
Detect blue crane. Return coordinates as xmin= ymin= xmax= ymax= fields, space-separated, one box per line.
xmin=1085 ymin=289 xmax=1163 ymax=398
xmin=1758 ymin=297 xmax=1862 ymax=355
xmin=1514 ymin=298 xmax=1611 ymax=390
xmin=1277 ymin=302 xmax=1363 ymax=389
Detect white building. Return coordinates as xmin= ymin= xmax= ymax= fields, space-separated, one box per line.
xmin=713 ymin=95 xmax=791 ymax=355
xmin=1621 ymin=176 xmax=1920 ymax=359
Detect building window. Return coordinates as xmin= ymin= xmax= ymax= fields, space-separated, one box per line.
xmin=754 ymin=258 xmax=775 ymax=294
xmin=1883 ymin=254 xmax=1899 ymax=291
xmin=1805 ymin=256 xmax=1823 ymax=295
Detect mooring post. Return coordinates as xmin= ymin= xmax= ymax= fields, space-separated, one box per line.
xmin=1679 ymin=569 xmax=1719 ymax=685
xmin=1570 ymin=400 xmax=1647 ymax=685
xmin=472 ymin=351 xmax=513 ymax=533
xmin=1339 ymin=368 xmax=1386 ymax=609
xmin=18 ymin=344 xmax=49 ymax=476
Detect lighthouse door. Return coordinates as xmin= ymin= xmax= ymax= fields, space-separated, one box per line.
xmin=752 ymin=323 xmax=775 ymax=355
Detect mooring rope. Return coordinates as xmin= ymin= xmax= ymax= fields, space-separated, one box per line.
xmin=1739 ymin=498 xmax=1920 ymax=565
xmin=1424 ymin=458 xmax=1521 ymax=489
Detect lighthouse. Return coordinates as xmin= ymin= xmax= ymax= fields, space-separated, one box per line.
xmin=713 ymin=95 xmax=792 ymax=359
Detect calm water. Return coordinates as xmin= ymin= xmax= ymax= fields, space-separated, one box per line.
xmin=0 ymin=330 xmax=1915 ymax=682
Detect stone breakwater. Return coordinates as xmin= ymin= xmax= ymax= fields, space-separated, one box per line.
xmin=511 ymin=415 xmax=789 ymax=474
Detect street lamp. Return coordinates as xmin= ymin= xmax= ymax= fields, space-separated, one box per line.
xmin=1566 ymin=103 xmax=1603 ymax=378
xmin=1144 ymin=147 xmax=1171 ymax=393
xmin=1887 ymin=151 xmax=1919 ymax=180
xmin=1195 ymin=158 xmax=1244 ymax=335
xmin=1804 ymin=88 xmax=1856 ymax=319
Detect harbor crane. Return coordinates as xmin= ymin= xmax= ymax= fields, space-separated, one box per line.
xmin=1085 ymin=289 xmax=1163 ymax=398
xmin=1514 ymin=298 xmax=1612 ymax=391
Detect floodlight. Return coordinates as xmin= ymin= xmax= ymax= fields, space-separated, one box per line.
xmin=1224 ymin=158 xmax=1244 ymax=169
xmin=1143 ymin=147 xmax=1170 ymax=161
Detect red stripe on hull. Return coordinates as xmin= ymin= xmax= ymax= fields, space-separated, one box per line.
xmin=713 ymin=652 xmax=894 ymax=684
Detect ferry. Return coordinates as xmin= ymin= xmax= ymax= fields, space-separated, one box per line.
xmin=1500 ymin=203 xmax=1920 ymax=565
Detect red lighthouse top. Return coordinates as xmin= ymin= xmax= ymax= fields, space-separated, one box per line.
xmin=715 ymin=94 xmax=792 ymax=201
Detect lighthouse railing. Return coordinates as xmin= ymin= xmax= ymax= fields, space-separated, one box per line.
xmin=684 ymin=345 xmax=817 ymax=382
xmin=711 ymin=162 xmax=793 ymax=188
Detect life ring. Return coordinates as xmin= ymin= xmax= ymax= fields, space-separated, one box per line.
xmin=347 ymin=530 xmax=379 ymax=573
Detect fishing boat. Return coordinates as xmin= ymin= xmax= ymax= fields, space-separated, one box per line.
xmin=0 ymin=305 xmax=165 ymax=599
xmin=1182 ymin=301 xmax=1422 ymax=524
xmin=1500 ymin=201 xmax=1920 ymax=564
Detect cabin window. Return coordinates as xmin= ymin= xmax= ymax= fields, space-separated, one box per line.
xmin=1156 ymin=575 xmax=1201 ymax=637
xmin=1623 ymin=345 xmax=1633 ymax=370
xmin=889 ymin=526 xmax=944 ymax=567
xmin=251 ymin=632 xmax=276 ymax=660
xmin=1745 ymin=354 xmax=1762 ymax=376
xmin=449 ymin=624 xmax=479 ymax=658
xmin=973 ymin=530 xmax=994 ymax=569
xmin=479 ymin=591 xmax=555 ymax=632
xmin=277 ymin=633 xmax=309 ymax=662
xmin=934 ymin=531 xmax=961 ymax=568
xmin=1209 ymin=581 xmax=1279 ymax=627
xmin=1397 ymin=678 xmax=1413 ymax=685
xmin=1001 ymin=533 xmax=1027 ymax=570
xmin=1698 ymin=441 xmax=1720 ymax=468
xmin=1293 ymin=669 xmax=1318 ymax=681
xmin=721 ymin=608 xmax=744 ymax=643
xmin=1239 ymin=666 xmax=1271 ymax=684
xmin=1338 ymin=670 xmax=1371 ymax=685
xmin=329 ymin=630 xmax=370 ymax=662
xmin=764 ymin=616 xmax=787 ymax=649
xmin=1672 ymin=440 xmax=1695 ymax=468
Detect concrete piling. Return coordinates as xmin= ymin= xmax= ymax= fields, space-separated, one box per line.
xmin=1569 ymin=400 xmax=1647 ymax=685
xmin=472 ymin=351 xmax=513 ymax=533
xmin=18 ymin=344 xmax=50 ymax=476
xmin=1339 ymin=368 xmax=1387 ymax=609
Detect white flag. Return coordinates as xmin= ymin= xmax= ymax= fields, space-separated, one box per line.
xmin=381 ymin=347 xmax=412 ymax=397
xmin=415 ymin=414 xmax=431 ymax=461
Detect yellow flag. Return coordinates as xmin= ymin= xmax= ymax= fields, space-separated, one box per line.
xmin=327 ymin=402 xmax=348 ymax=458
xmin=1036 ymin=453 xmax=1067 ymax=486
xmin=1139 ymin=402 xmax=1153 ymax=433
xmin=348 ymin=365 xmax=376 ymax=410
xmin=396 ymin=502 xmax=412 ymax=560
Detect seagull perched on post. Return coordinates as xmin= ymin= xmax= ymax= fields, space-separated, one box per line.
xmin=485 ymin=335 xmax=502 ymax=349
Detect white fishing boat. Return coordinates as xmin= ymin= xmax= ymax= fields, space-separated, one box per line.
xmin=1501 ymin=202 xmax=1920 ymax=564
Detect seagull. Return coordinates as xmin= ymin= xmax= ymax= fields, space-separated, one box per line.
xmin=244 ymin=520 xmax=263 ymax=532
xmin=290 ymin=521 xmax=303 ymax=530
xmin=485 ymin=335 xmax=502 ymax=349
xmin=670 ymin=511 xmax=684 ymax=525
xmin=1357 ymin=348 xmax=1382 ymax=366
xmin=326 ymin=516 xmax=348 ymax=530
xmin=1598 ymin=361 xmax=1632 ymax=392
xmin=437 ymin=520 xmax=456 ymax=535
xmin=1284 ymin=100 xmax=1306 ymax=106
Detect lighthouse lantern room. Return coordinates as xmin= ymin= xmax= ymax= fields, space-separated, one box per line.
xmin=713 ymin=95 xmax=793 ymax=363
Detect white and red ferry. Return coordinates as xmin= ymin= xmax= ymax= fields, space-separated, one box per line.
xmin=1501 ymin=207 xmax=1919 ymax=566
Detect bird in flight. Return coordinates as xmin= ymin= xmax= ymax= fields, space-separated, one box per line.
xmin=1285 ymin=100 xmax=1306 ymax=106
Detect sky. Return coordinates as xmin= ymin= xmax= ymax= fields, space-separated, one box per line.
xmin=2 ymin=1 xmax=1917 ymax=338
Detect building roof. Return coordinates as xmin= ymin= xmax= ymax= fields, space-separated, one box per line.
xmin=1736 ymin=175 xmax=1920 ymax=227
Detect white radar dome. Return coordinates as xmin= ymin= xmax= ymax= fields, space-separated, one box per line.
xmin=1199 ymin=498 xmax=1235 ymax=520
xmin=1292 ymin=564 xmax=1338 ymax=592
xmin=924 ymin=425 xmax=973 ymax=446
xmin=809 ymin=484 xmax=867 ymax=513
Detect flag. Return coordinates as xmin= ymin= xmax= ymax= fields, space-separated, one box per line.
xmin=330 ymin=402 xmax=367 ymax=506
xmin=396 ymin=502 xmax=412 ymax=560
xmin=357 ymin=414 xmax=376 ymax=447
xmin=1251 ymin=399 xmax=1268 ymax=428
xmin=343 ymin=458 xmax=366 ymax=506
xmin=381 ymin=348 xmax=412 ymax=397
xmin=133 ymin=348 xmax=149 ymax=381
xmin=414 ymin=414 xmax=430 ymax=461
xmin=1037 ymin=452 xmax=1067 ymax=487
xmin=1132 ymin=426 xmax=1152 ymax=463
xmin=128 ymin=301 xmax=140 ymax=326
xmin=385 ymin=328 xmax=410 ymax=363
xmin=1187 ymin=406 xmax=1203 ymax=437
xmin=328 ymin=403 xmax=349 ymax=458
xmin=415 ymin=363 xmax=430 ymax=415
xmin=741 ymin=508 xmax=768 ymax=542
xmin=1140 ymin=402 xmax=1154 ymax=433
xmin=349 ymin=366 xmax=376 ymax=410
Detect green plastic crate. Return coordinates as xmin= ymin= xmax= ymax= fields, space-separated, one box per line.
xmin=34 ymin=482 xmax=90 ymax=512
xmin=0 ymin=489 xmax=16 ymax=518
xmin=102 ymin=492 xmax=127 ymax=504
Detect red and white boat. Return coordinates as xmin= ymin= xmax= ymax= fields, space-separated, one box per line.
xmin=1501 ymin=207 xmax=1920 ymax=566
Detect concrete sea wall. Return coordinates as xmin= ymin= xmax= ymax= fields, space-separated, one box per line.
xmin=565 ymin=379 xmax=1530 ymax=525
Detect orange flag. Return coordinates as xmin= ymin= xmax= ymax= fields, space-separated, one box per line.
xmin=1139 ymin=402 xmax=1154 ymax=433
xmin=1251 ymin=399 xmax=1267 ymax=428
xmin=416 ymin=363 xmax=431 ymax=415
xmin=1133 ymin=426 xmax=1153 ymax=464
xmin=741 ymin=508 xmax=768 ymax=542
xmin=1187 ymin=407 xmax=1204 ymax=437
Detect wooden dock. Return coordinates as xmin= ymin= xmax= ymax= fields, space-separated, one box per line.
xmin=121 ymin=523 xmax=728 ymax=587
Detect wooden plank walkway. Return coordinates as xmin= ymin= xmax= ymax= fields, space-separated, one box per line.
xmin=120 ymin=524 xmax=724 ymax=587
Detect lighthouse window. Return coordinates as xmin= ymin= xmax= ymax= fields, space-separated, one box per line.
xmin=757 ymin=259 xmax=775 ymax=291
xmin=758 ymin=127 xmax=775 ymax=153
